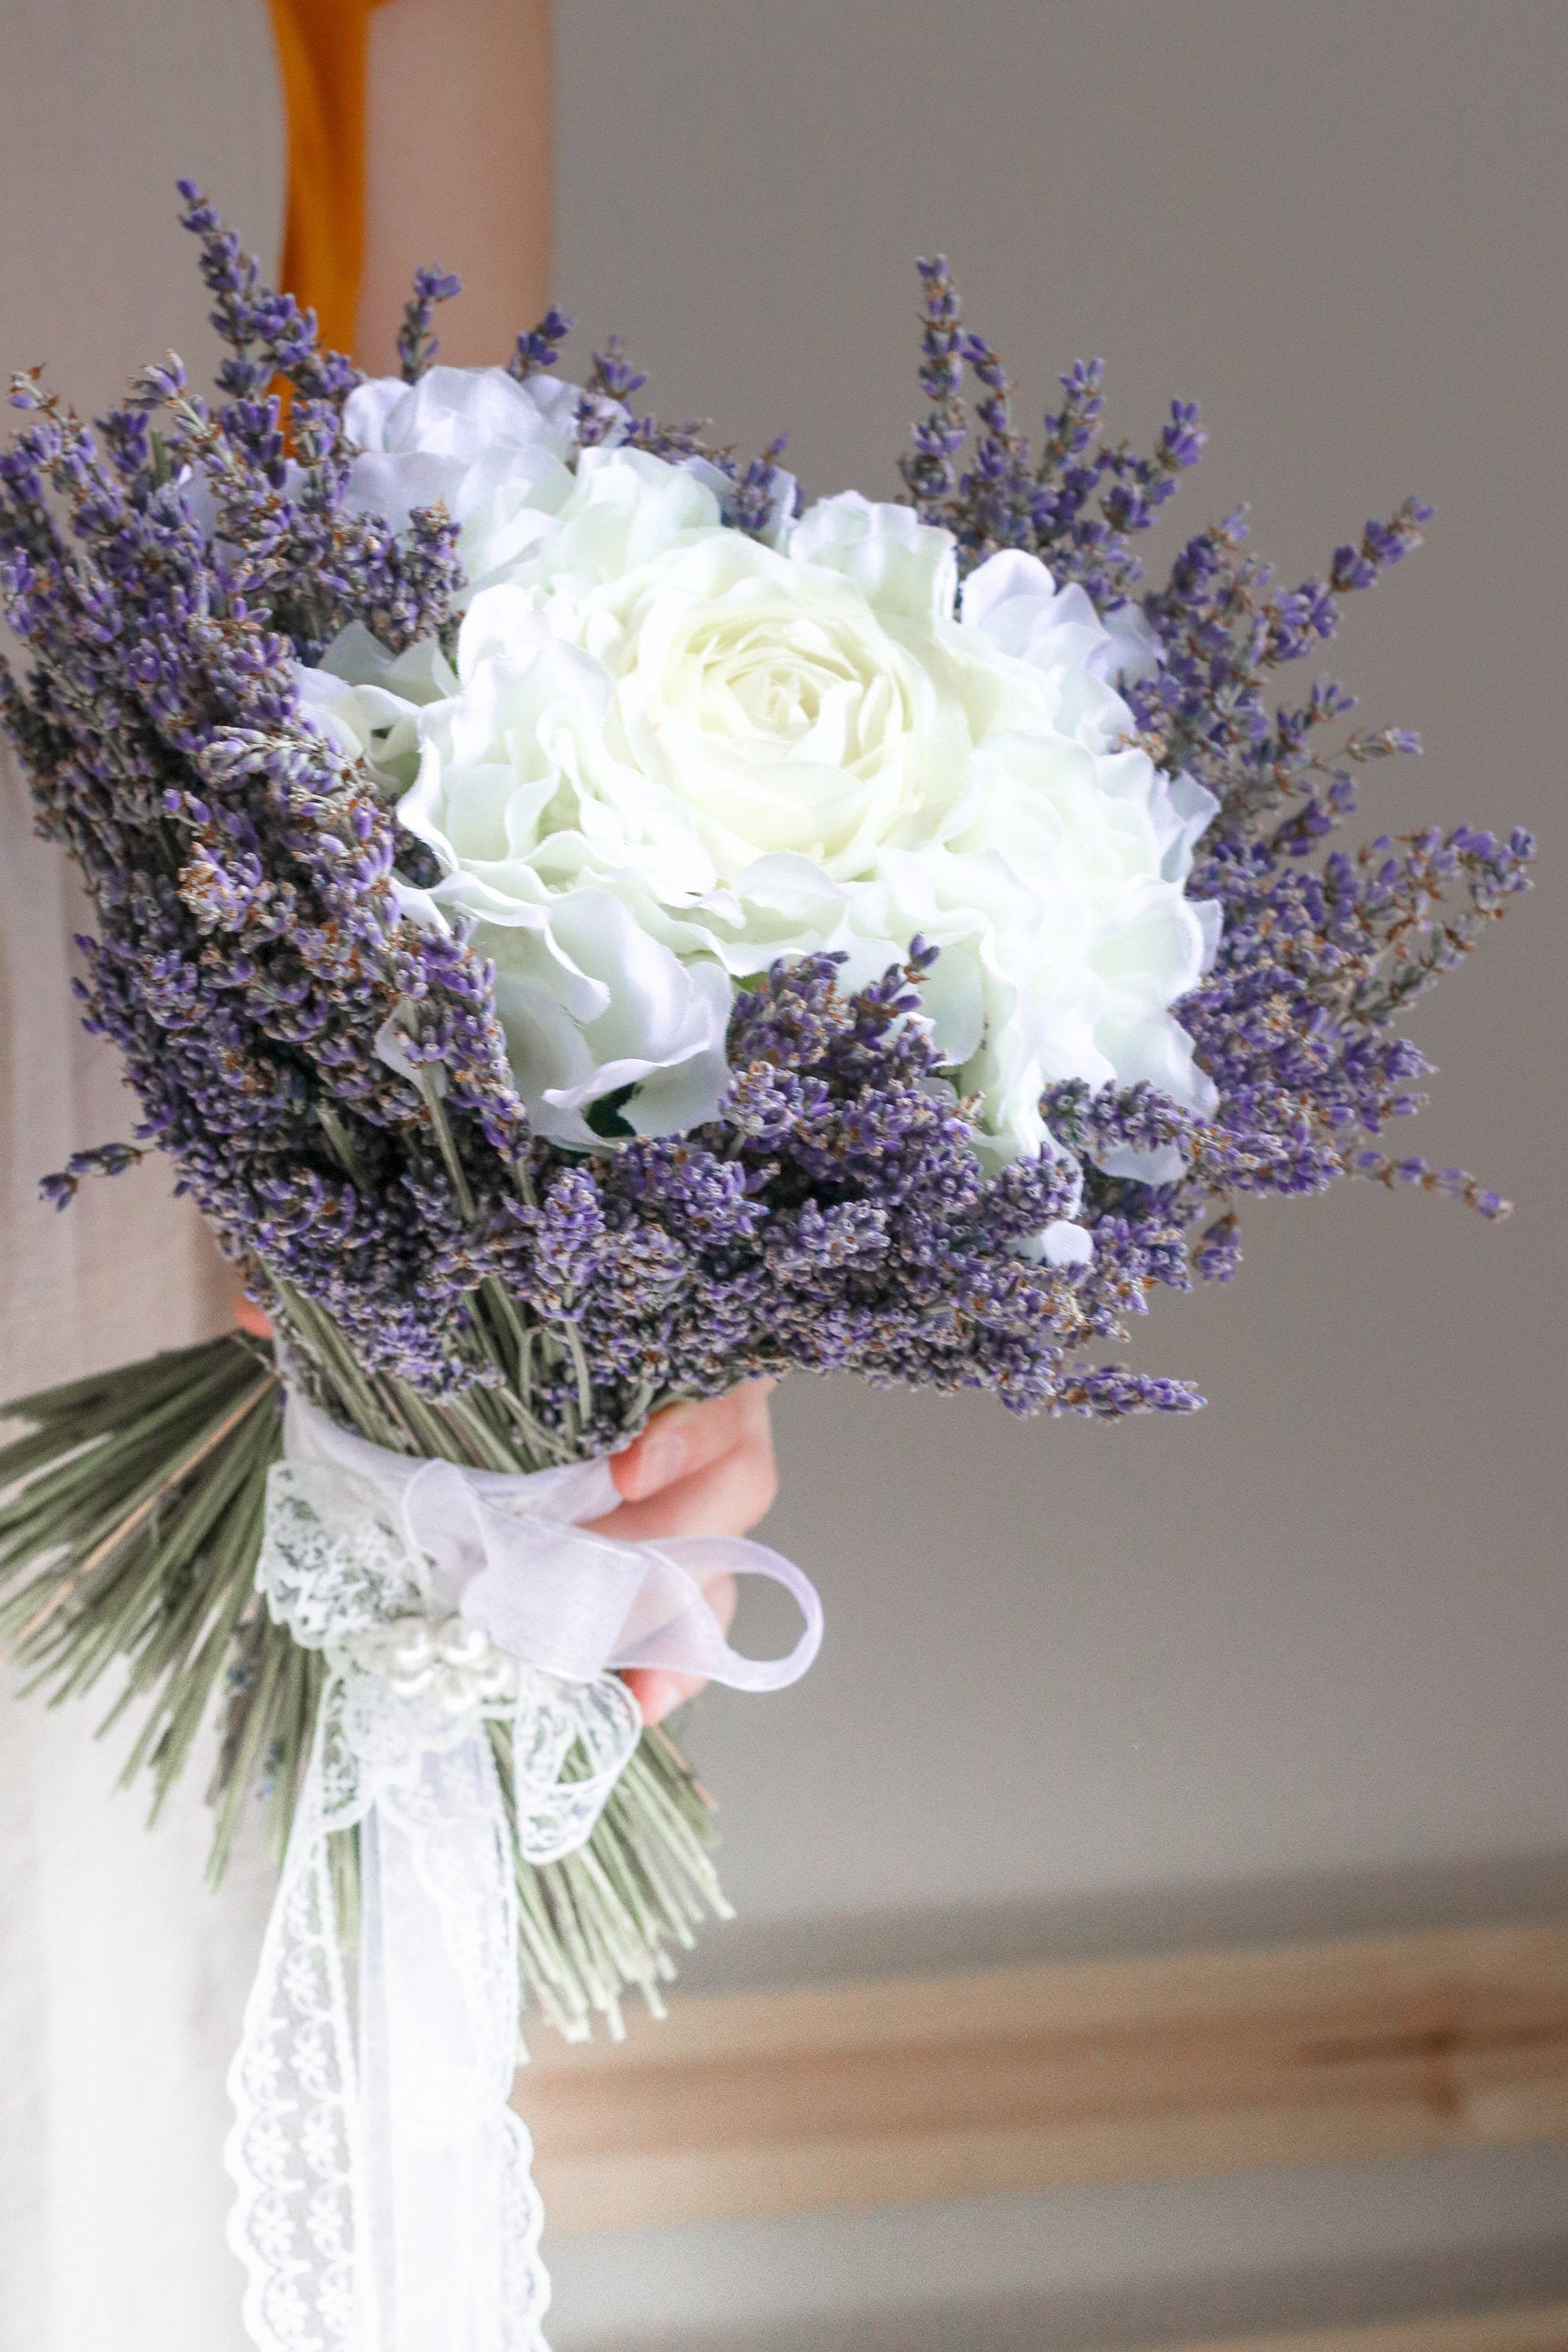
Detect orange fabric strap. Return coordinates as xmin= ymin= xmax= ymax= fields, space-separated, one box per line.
xmin=267 ymin=0 xmax=394 ymax=350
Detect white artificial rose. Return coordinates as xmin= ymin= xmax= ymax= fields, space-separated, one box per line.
xmin=306 ymin=442 xmax=1218 ymax=1189
xmin=343 ymin=365 xmax=583 ymax=483
xmin=340 ymin=365 xmax=624 ymax=601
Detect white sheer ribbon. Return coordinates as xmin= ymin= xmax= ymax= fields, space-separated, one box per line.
xmin=226 ymin=1392 xmax=822 ymax=2352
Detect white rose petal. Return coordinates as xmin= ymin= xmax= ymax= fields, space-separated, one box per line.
xmin=344 ymin=365 xmax=582 ymax=468
xmin=788 ymin=491 xmax=958 ymax=622
xmin=1044 ymin=1219 xmax=1095 ymax=1268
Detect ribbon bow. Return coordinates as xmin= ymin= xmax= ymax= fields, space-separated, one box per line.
xmin=226 ymin=1392 xmax=822 ymax=2352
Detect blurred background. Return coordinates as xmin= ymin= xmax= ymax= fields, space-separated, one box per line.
xmin=543 ymin=6 xmax=1568 ymax=2343
xmin=2 ymin=4 xmax=1565 ymax=2349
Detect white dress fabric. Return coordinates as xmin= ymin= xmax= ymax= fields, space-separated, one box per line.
xmin=0 ymin=8 xmax=285 ymax=2345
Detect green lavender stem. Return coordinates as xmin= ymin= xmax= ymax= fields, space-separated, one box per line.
xmin=0 ymin=1323 xmax=729 ymax=2035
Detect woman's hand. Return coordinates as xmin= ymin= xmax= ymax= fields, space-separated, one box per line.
xmin=238 ymin=1294 xmax=777 ymax=1730
xmin=593 ymin=1381 xmax=778 ymax=1726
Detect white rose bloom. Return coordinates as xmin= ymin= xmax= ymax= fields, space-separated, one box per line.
xmin=306 ymin=425 xmax=1219 ymax=1189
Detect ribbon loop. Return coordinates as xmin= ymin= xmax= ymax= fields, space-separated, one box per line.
xmin=605 ymin=1532 xmax=825 ymax=1692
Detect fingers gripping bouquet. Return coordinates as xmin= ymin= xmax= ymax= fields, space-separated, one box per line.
xmin=0 ymin=191 xmax=1532 ymax=2350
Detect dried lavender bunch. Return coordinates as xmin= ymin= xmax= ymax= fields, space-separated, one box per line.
xmin=12 ymin=227 xmax=1528 ymax=1422
xmin=899 ymin=255 xmax=1533 ymax=1309
xmin=0 ymin=209 xmax=1186 ymax=1435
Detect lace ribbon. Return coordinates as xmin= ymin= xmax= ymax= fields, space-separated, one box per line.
xmin=226 ymin=1391 xmax=822 ymax=2352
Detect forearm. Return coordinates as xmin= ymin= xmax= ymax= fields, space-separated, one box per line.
xmin=355 ymin=0 xmax=553 ymax=372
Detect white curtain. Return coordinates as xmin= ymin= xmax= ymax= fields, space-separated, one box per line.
xmin=0 ymin=7 xmax=285 ymax=2343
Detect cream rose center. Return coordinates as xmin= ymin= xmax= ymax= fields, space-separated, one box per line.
xmin=612 ymin=574 xmax=935 ymax=874
xmin=684 ymin=609 xmax=903 ymax=757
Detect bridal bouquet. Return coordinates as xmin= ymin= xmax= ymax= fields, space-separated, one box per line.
xmin=0 ymin=189 xmax=1531 ymax=2350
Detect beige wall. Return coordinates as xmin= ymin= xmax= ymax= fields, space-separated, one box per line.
xmin=550 ymin=2 xmax=1567 ymax=2340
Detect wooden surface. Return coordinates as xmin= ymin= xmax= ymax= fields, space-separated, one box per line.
xmin=1151 ymin=2307 xmax=1568 ymax=2352
xmin=516 ymin=1920 xmax=1568 ymax=2234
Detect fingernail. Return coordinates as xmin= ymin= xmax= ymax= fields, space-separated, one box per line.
xmin=634 ymin=1431 xmax=687 ymax=1494
xmin=635 ymin=1671 xmax=674 ymax=1726
xmin=637 ymin=1671 xmax=694 ymax=1727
